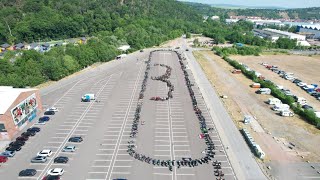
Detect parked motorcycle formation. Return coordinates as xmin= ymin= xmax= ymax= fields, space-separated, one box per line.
xmin=150 ymin=63 xmax=174 ymax=101
xmin=127 ymin=49 xmax=225 ymax=179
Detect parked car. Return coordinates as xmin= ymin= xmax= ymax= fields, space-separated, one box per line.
xmin=44 ymin=111 xmax=55 ymax=115
xmin=293 ymin=79 xmax=302 ymax=84
xmin=68 ymin=137 xmax=83 ymax=142
xmin=54 ymin=156 xmax=69 ymax=164
xmin=297 ymin=82 xmax=307 ymax=87
xmin=35 ymin=121 xmax=46 ymax=125
xmin=10 ymin=141 xmax=25 ymax=146
xmin=27 ymin=127 xmax=41 ymax=133
xmin=46 ymin=107 xmax=59 ymax=112
xmin=31 ymin=156 xmax=47 ymax=163
xmin=37 ymin=150 xmax=52 ymax=157
xmin=6 ymin=145 xmax=22 ymax=152
xmin=19 ymin=169 xmax=37 ymax=176
xmin=22 ymin=131 xmax=36 ymax=137
xmin=16 ymin=136 xmax=28 ymax=141
xmin=62 ymin=146 xmax=75 ymax=152
xmin=0 ymin=156 xmax=8 ymax=163
xmin=47 ymin=168 xmax=64 ymax=176
xmin=39 ymin=116 xmax=50 ymax=121
xmin=1 ymin=151 xmax=15 ymax=157
xmin=42 ymin=175 xmax=61 ymax=180
xmin=302 ymin=105 xmax=314 ymax=111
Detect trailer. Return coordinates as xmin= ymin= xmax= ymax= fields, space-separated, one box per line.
xmin=232 ymin=69 xmax=242 ymax=74
xmin=267 ymin=98 xmax=281 ymax=105
xmin=81 ymin=94 xmax=95 ymax=102
xmin=256 ymin=88 xmax=271 ymax=95
xmin=272 ymin=104 xmax=290 ymax=111
xmin=251 ymin=83 xmax=261 ymax=88
xmin=280 ymin=110 xmax=294 ymax=117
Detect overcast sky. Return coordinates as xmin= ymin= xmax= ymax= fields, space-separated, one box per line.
xmin=179 ymin=0 xmax=320 ymax=8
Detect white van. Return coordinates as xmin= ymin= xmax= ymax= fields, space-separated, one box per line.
xmin=268 ymin=98 xmax=281 ymax=105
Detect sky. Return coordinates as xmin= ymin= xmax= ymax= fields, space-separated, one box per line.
xmin=179 ymin=0 xmax=320 ymax=8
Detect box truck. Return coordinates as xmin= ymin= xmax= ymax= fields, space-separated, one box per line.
xmin=272 ymin=104 xmax=290 ymax=111
xmin=267 ymin=98 xmax=281 ymax=105
xmin=81 ymin=94 xmax=95 ymax=102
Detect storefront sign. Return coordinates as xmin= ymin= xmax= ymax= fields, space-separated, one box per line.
xmin=11 ymin=93 xmax=37 ymax=125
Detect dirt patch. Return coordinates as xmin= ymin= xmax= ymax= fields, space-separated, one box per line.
xmin=193 ymin=51 xmax=320 ymax=163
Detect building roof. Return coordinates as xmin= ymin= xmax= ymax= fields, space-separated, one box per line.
xmin=299 ymin=24 xmax=320 ymax=31
xmin=0 ymin=86 xmax=35 ymax=114
xmin=1 ymin=43 xmax=10 ymax=48
xmin=15 ymin=43 xmax=24 ymax=48
xmin=118 ymin=45 xmax=131 ymax=51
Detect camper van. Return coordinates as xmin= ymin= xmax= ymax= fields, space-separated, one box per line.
xmin=272 ymin=104 xmax=290 ymax=111
xmin=267 ymin=98 xmax=281 ymax=105
xmin=81 ymin=94 xmax=95 ymax=102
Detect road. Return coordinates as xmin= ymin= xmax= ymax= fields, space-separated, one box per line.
xmin=0 ymin=48 xmax=237 ymax=180
xmin=180 ymin=38 xmax=267 ymax=180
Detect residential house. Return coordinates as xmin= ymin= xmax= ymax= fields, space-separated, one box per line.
xmin=14 ymin=43 xmax=25 ymax=50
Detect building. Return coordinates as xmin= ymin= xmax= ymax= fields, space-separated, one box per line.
xmin=297 ymin=25 xmax=320 ymax=39
xmin=253 ymin=28 xmax=310 ymax=46
xmin=0 ymin=86 xmax=42 ymax=141
xmin=211 ymin=16 xmax=220 ymax=21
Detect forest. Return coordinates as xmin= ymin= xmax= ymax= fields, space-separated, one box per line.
xmin=0 ymin=0 xmax=203 ymax=87
xmin=0 ymin=0 xmax=307 ymax=87
xmin=188 ymin=2 xmax=320 ymax=20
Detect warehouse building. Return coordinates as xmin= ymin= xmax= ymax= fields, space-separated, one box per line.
xmin=0 ymin=86 xmax=42 ymax=140
xmin=297 ymin=25 xmax=320 ymax=39
xmin=253 ymin=28 xmax=310 ymax=46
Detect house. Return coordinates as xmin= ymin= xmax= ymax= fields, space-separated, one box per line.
xmin=79 ymin=37 xmax=87 ymax=44
xmin=29 ymin=43 xmax=41 ymax=51
xmin=1 ymin=43 xmax=11 ymax=51
xmin=14 ymin=43 xmax=25 ymax=50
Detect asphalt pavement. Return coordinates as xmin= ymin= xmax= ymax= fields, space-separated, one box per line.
xmin=0 ymin=48 xmax=240 ymax=180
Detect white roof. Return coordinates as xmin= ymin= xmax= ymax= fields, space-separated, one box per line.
xmin=0 ymin=86 xmax=35 ymax=114
xmin=264 ymin=28 xmax=306 ymax=39
xmin=300 ymin=25 xmax=320 ymax=30
xmin=117 ymin=45 xmax=130 ymax=51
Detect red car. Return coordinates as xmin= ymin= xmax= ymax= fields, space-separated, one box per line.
xmin=0 ymin=156 xmax=8 ymax=163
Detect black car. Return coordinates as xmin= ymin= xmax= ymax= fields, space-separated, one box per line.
xmin=302 ymin=105 xmax=314 ymax=110
xmin=6 ymin=145 xmax=22 ymax=152
xmin=19 ymin=169 xmax=37 ymax=176
xmin=27 ymin=127 xmax=41 ymax=133
xmin=293 ymin=79 xmax=302 ymax=84
xmin=54 ymin=156 xmax=69 ymax=163
xmin=68 ymin=136 xmax=83 ymax=142
xmin=22 ymin=131 xmax=36 ymax=137
xmin=39 ymin=116 xmax=50 ymax=121
xmin=44 ymin=111 xmax=55 ymax=115
xmin=9 ymin=141 xmax=25 ymax=146
xmin=16 ymin=136 xmax=28 ymax=141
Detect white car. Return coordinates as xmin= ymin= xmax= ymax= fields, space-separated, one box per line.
xmin=47 ymin=168 xmax=64 ymax=176
xmin=46 ymin=107 xmax=59 ymax=112
xmin=297 ymin=82 xmax=307 ymax=87
xmin=37 ymin=150 xmax=52 ymax=157
xmin=62 ymin=146 xmax=75 ymax=152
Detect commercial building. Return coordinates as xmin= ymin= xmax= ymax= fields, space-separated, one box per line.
xmin=297 ymin=25 xmax=320 ymax=39
xmin=0 ymin=86 xmax=42 ymax=140
xmin=253 ymin=28 xmax=310 ymax=46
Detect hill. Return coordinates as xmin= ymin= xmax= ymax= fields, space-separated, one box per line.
xmin=0 ymin=0 xmax=202 ymax=46
xmin=186 ymin=2 xmax=320 ymax=20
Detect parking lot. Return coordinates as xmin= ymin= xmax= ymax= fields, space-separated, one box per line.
xmin=0 ymin=50 xmax=236 ymax=180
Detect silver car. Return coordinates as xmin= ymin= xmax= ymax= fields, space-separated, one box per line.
xmin=31 ymin=156 xmax=47 ymax=163
xmin=62 ymin=146 xmax=75 ymax=152
xmin=1 ymin=151 xmax=15 ymax=157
